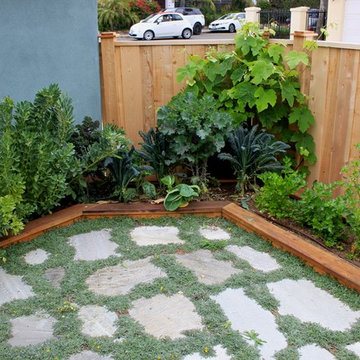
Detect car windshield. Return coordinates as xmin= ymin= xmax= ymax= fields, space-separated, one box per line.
xmin=142 ymin=13 xmax=158 ymax=23
xmin=218 ymin=13 xmax=235 ymax=20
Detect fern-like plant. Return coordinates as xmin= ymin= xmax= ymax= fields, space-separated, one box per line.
xmin=218 ymin=125 xmax=290 ymax=194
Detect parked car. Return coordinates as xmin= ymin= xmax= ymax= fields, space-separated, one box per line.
xmin=129 ymin=12 xmax=193 ymax=40
xmin=209 ymin=12 xmax=246 ymax=33
xmin=163 ymin=7 xmax=205 ymax=35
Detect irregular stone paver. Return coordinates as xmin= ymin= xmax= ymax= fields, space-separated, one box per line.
xmin=267 ymin=279 xmax=360 ymax=331
xmin=129 ymin=294 xmax=203 ymax=339
xmin=0 ymin=268 xmax=34 ymax=306
xmin=86 ymin=257 xmax=167 ymax=296
xmin=8 ymin=311 xmax=56 ymax=346
xmin=183 ymin=345 xmax=231 ymax=359
xmin=78 ymin=305 xmax=117 ymax=337
xmin=199 ymin=226 xmax=230 ymax=240
xmin=24 ymin=249 xmax=49 ymax=265
xmin=69 ymin=351 xmax=113 ymax=360
xmin=44 ymin=267 xmax=65 ymax=289
xmin=226 ymin=245 xmax=281 ymax=273
xmin=130 ymin=226 xmax=184 ymax=246
xmin=299 ymin=344 xmax=335 ymax=359
xmin=346 ymin=342 xmax=360 ymax=357
xmin=68 ymin=229 xmax=119 ymax=261
xmin=175 ymin=249 xmax=242 ymax=285
xmin=211 ymin=288 xmax=287 ymax=359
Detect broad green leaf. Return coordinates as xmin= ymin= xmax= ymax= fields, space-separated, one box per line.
xmin=268 ymin=44 xmax=285 ymax=63
xmin=289 ymin=106 xmax=315 ymax=133
xmin=250 ymin=60 xmax=274 ymax=85
xmin=280 ymin=80 xmax=299 ymax=107
xmin=291 ymin=132 xmax=317 ymax=164
xmin=178 ymin=184 xmax=197 ymax=197
xmin=230 ymin=64 xmax=247 ymax=83
xmin=254 ymin=87 xmax=277 ymax=112
xmin=230 ymin=82 xmax=257 ymax=107
xmin=259 ymin=103 xmax=288 ymax=128
xmin=285 ymin=51 xmax=309 ymax=69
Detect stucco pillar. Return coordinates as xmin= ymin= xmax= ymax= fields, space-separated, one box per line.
xmin=245 ymin=7 xmax=261 ymax=23
xmin=326 ymin=0 xmax=346 ymax=41
xmin=290 ymin=7 xmax=310 ymax=39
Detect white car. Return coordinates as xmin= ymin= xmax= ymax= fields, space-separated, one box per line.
xmin=163 ymin=8 xmax=205 ymax=35
xmin=129 ymin=13 xmax=193 ymax=40
xmin=209 ymin=12 xmax=246 ymax=33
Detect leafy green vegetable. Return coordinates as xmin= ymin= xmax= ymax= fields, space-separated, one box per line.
xmin=164 ymin=184 xmax=201 ymax=211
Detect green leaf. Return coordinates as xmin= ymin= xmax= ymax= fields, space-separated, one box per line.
xmin=250 ymin=60 xmax=274 ymax=85
xmin=258 ymin=103 xmax=288 ymax=128
xmin=268 ymin=43 xmax=285 ymax=63
xmin=289 ymin=106 xmax=315 ymax=133
xmin=285 ymin=51 xmax=309 ymax=69
xmin=177 ymin=184 xmax=197 ymax=197
xmin=254 ymin=87 xmax=277 ymax=112
xmin=280 ymin=80 xmax=300 ymax=107
xmin=229 ymin=82 xmax=257 ymax=107
xmin=291 ymin=132 xmax=317 ymax=164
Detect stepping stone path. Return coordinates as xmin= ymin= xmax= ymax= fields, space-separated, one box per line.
xmin=129 ymin=294 xmax=203 ymax=339
xmin=86 ymin=257 xmax=167 ymax=296
xmin=68 ymin=229 xmax=119 ymax=261
xmin=226 ymin=245 xmax=281 ymax=273
xmin=346 ymin=343 xmax=360 ymax=357
xmin=298 ymin=344 xmax=335 ymax=359
xmin=184 ymin=345 xmax=231 ymax=359
xmin=69 ymin=351 xmax=113 ymax=360
xmin=175 ymin=249 xmax=242 ymax=285
xmin=211 ymin=288 xmax=287 ymax=359
xmin=0 ymin=268 xmax=34 ymax=306
xmin=44 ymin=266 xmax=65 ymax=289
xmin=130 ymin=226 xmax=184 ymax=246
xmin=8 ymin=311 xmax=56 ymax=346
xmin=199 ymin=226 xmax=230 ymax=240
xmin=78 ymin=305 xmax=117 ymax=337
xmin=24 ymin=248 xmax=49 ymax=265
xmin=267 ymin=279 xmax=360 ymax=331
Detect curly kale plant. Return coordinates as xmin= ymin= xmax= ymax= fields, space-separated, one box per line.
xmin=157 ymin=91 xmax=233 ymax=186
xmin=176 ymin=22 xmax=316 ymax=167
xmin=218 ymin=125 xmax=290 ymax=194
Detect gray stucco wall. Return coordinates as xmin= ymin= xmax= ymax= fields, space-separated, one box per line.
xmin=0 ymin=0 xmax=101 ymax=123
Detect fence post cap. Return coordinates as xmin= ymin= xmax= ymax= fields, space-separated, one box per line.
xmin=100 ymin=32 xmax=117 ymax=39
xmin=245 ymin=6 xmax=261 ymax=12
xmin=290 ymin=6 xmax=310 ymax=12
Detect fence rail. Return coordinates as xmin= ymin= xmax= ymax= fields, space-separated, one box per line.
xmin=100 ymin=32 xmax=360 ymax=185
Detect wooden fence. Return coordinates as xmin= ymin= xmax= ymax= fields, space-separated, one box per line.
xmin=100 ymin=32 xmax=360 ymax=184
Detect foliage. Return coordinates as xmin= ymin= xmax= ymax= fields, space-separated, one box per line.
xmin=164 ymin=183 xmax=201 ymax=211
xmin=142 ymin=181 xmax=157 ymax=199
xmin=218 ymin=124 xmax=289 ymax=194
xmin=105 ymin=147 xmax=152 ymax=202
xmin=129 ymin=0 xmax=160 ymax=20
xmin=176 ymin=22 xmax=317 ymax=167
xmin=257 ymin=0 xmax=320 ymax=9
xmin=98 ymin=0 xmax=138 ymax=31
xmin=160 ymin=175 xmax=176 ymax=192
xmin=341 ymin=144 xmax=360 ymax=249
xmin=136 ymin=128 xmax=173 ymax=181
xmin=298 ymin=182 xmax=347 ymax=247
xmin=157 ymin=91 xmax=233 ymax=186
xmin=200 ymin=239 xmax=227 ymax=250
xmin=255 ymin=158 xmax=306 ymax=219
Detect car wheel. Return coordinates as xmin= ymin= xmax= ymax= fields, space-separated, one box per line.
xmin=193 ymin=22 xmax=202 ymax=35
xmin=182 ymin=28 xmax=192 ymax=39
xmin=143 ymin=30 xmax=154 ymax=40
xmin=229 ymin=24 xmax=236 ymax=33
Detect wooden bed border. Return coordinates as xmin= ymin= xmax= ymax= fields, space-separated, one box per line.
xmin=1 ymin=201 xmax=359 ymax=293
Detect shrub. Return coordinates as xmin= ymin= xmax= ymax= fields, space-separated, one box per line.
xmin=176 ymin=22 xmax=316 ymax=168
xmin=157 ymin=91 xmax=233 ymax=188
xmin=218 ymin=124 xmax=289 ymax=194
xmin=130 ymin=0 xmax=160 ymax=20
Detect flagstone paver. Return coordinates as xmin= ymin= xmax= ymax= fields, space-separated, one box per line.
xmin=24 ymin=248 xmax=49 ymax=265
xmin=44 ymin=266 xmax=65 ymax=289
xmin=267 ymin=279 xmax=360 ymax=331
xmin=346 ymin=343 xmax=360 ymax=357
xmin=199 ymin=226 xmax=230 ymax=240
xmin=8 ymin=311 xmax=56 ymax=346
xmin=68 ymin=229 xmax=119 ymax=261
xmin=0 ymin=268 xmax=34 ymax=306
xmin=78 ymin=305 xmax=117 ymax=337
xmin=129 ymin=294 xmax=203 ymax=339
xmin=69 ymin=351 xmax=113 ymax=360
xmin=226 ymin=245 xmax=281 ymax=273
xmin=183 ymin=345 xmax=232 ymax=359
xmin=298 ymin=344 xmax=335 ymax=359
xmin=175 ymin=249 xmax=242 ymax=285
xmin=211 ymin=288 xmax=287 ymax=359
xmin=86 ymin=257 xmax=167 ymax=296
xmin=130 ymin=226 xmax=184 ymax=246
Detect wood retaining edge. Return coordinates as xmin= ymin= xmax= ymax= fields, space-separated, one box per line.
xmin=1 ymin=201 xmax=359 ymax=293
xmin=222 ymin=203 xmax=360 ymax=293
